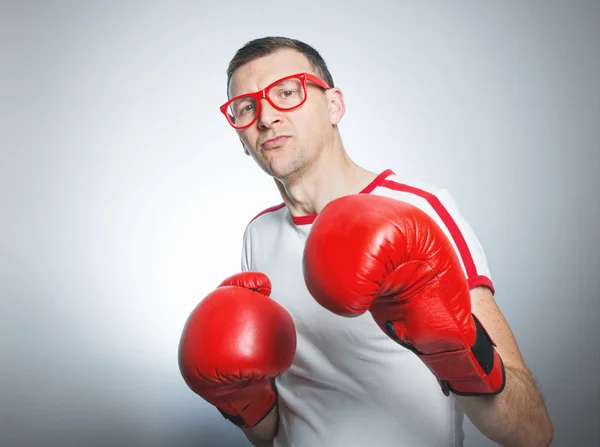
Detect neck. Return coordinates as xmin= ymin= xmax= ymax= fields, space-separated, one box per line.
xmin=275 ymin=136 xmax=378 ymax=216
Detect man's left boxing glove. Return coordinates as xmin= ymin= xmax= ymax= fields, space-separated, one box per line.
xmin=303 ymin=194 xmax=505 ymax=397
xmin=178 ymin=272 xmax=296 ymax=428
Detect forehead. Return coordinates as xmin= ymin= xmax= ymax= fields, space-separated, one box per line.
xmin=229 ymin=49 xmax=315 ymax=98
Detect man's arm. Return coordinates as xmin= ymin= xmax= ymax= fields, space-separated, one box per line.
xmin=241 ymin=405 xmax=279 ymax=447
xmin=456 ymin=286 xmax=554 ymax=447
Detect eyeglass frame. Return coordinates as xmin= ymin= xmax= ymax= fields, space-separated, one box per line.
xmin=219 ymin=72 xmax=331 ymax=130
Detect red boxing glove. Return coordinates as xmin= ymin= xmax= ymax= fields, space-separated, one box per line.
xmin=303 ymin=194 xmax=505 ymax=396
xmin=178 ymin=272 xmax=296 ymax=427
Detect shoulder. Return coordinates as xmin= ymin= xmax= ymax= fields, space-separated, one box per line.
xmin=370 ymin=171 xmax=456 ymax=207
xmin=243 ymin=202 xmax=288 ymax=237
xmin=371 ymin=170 xmax=468 ymax=234
xmin=241 ymin=202 xmax=291 ymax=271
xmin=373 ymin=170 xmax=494 ymax=292
xmin=369 ymin=171 xmax=467 ymax=228
xmin=250 ymin=202 xmax=287 ymax=223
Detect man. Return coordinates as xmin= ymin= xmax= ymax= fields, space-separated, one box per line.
xmin=178 ymin=37 xmax=554 ymax=446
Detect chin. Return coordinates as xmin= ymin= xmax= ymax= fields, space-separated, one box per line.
xmin=255 ymin=140 xmax=307 ymax=179
xmin=262 ymin=155 xmax=302 ymax=180
xmin=273 ymin=163 xmax=307 ymax=182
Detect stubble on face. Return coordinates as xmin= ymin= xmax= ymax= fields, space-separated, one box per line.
xmin=259 ymin=138 xmax=310 ymax=181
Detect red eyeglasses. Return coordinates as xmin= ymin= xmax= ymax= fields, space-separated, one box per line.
xmin=220 ymin=72 xmax=331 ymax=130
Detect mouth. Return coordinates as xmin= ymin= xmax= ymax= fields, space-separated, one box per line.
xmin=262 ymin=135 xmax=290 ymax=150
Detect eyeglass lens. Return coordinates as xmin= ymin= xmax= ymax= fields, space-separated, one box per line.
xmin=228 ymin=78 xmax=305 ymax=127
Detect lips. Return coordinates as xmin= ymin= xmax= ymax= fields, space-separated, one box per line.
xmin=262 ymin=135 xmax=289 ymax=149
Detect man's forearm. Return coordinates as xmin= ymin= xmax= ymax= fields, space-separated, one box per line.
xmin=246 ymin=439 xmax=273 ymax=447
xmin=242 ymin=404 xmax=278 ymax=447
xmin=456 ymin=366 xmax=554 ymax=446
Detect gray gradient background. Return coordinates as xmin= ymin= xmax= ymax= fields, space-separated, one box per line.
xmin=1 ymin=1 xmax=599 ymax=446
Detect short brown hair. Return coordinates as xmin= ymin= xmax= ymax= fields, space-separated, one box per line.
xmin=226 ymin=36 xmax=335 ymax=96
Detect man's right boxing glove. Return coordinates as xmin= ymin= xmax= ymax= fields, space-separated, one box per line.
xmin=303 ymin=194 xmax=505 ymax=397
xmin=178 ymin=272 xmax=296 ymax=428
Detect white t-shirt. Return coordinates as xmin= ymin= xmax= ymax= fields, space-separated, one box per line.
xmin=241 ymin=169 xmax=494 ymax=447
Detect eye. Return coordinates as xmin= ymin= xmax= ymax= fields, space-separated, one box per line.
xmin=234 ymin=100 xmax=255 ymax=116
xmin=275 ymin=88 xmax=300 ymax=101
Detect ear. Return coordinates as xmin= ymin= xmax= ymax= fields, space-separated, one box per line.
xmin=239 ymin=137 xmax=250 ymax=156
xmin=327 ymin=87 xmax=346 ymax=126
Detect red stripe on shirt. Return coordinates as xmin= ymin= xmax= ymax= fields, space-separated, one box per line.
xmin=379 ymin=179 xmax=479 ymax=280
xmin=249 ymin=203 xmax=286 ymax=223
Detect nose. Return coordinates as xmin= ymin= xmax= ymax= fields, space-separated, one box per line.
xmin=256 ymin=98 xmax=282 ymax=129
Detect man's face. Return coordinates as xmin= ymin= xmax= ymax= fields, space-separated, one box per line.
xmin=228 ymin=49 xmax=342 ymax=181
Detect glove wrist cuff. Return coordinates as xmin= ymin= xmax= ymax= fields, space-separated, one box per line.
xmin=215 ymin=380 xmax=278 ymax=428
xmin=417 ymin=316 xmax=507 ymax=396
